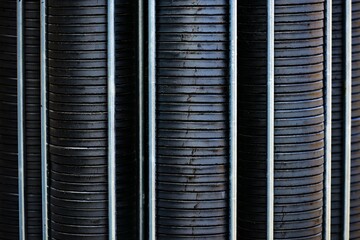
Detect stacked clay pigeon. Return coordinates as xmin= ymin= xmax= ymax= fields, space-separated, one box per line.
xmin=238 ymin=0 xmax=325 ymax=239
xmin=24 ymin=0 xmax=42 ymax=238
xmin=48 ymin=1 xmax=109 ymax=239
xmin=331 ymin=0 xmax=345 ymax=238
xmin=332 ymin=1 xmax=360 ymax=238
xmin=156 ymin=0 xmax=230 ymax=238
xmin=0 ymin=0 xmax=18 ymax=239
xmin=48 ymin=0 xmax=137 ymax=239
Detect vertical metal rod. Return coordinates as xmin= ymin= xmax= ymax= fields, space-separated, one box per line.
xmin=267 ymin=0 xmax=275 ymax=239
xmin=107 ymin=0 xmax=116 ymax=239
xmin=40 ymin=0 xmax=48 ymax=239
xmin=324 ymin=0 xmax=332 ymax=239
xmin=344 ymin=0 xmax=352 ymax=239
xmin=17 ymin=0 xmax=25 ymax=239
xmin=148 ymin=0 xmax=156 ymax=238
xmin=138 ymin=0 xmax=144 ymax=238
xmin=229 ymin=0 xmax=237 ymax=239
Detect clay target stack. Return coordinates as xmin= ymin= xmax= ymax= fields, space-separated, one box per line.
xmin=0 ymin=0 xmax=18 ymax=239
xmin=48 ymin=1 xmax=109 ymax=239
xmin=331 ymin=1 xmax=360 ymax=238
xmin=331 ymin=0 xmax=345 ymax=238
xmin=351 ymin=0 xmax=360 ymax=238
xmin=48 ymin=0 xmax=137 ymax=239
xmin=238 ymin=1 xmax=325 ymax=239
xmin=24 ymin=0 xmax=42 ymax=238
xmin=155 ymin=0 xmax=230 ymax=238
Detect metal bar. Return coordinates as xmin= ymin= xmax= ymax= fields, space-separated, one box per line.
xmin=229 ymin=0 xmax=237 ymax=239
xmin=17 ymin=0 xmax=25 ymax=239
xmin=40 ymin=0 xmax=48 ymax=239
xmin=138 ymin=0 xmax=144 ymax=238
xmin=148 ymin=0 xmax=156 ymax=238
xmin=267 ymin=0 xmax=275 ymax=239
xmin=324 ymin=0 xmax=332 ymax=239
xmin=107 ymin=0 xmax=116 ymax=239
xmin=343 ymin=0 xmax=352 ymax=239
xmin=324 ymin=0 xmax=333 ymax=239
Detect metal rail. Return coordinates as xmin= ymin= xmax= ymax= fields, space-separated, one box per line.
xmin=40 ymin=0 xmax=48 ymax=239
xmin=267 ymin=0 xmax=275 ymax=239
xmin=229 ymin=0 xmax=238 ymax=239
xmin=343 ymin=0 xmax=352 ymax=239
xmin=17 ymin=0 xmax=25 ymax=239
xmin=324 ymin=0 xmax=332 ymax=239
xmin=108 ymin=0 xmax=117 ymax=239
xmin=148 ymin=0 xmax=156 ymax=238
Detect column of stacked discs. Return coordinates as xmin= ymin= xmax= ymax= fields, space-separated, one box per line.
xmin=156 ymin=0 xmax=230 ymax=238
xmin=0 ymin=0 xmax=18 ymax=239
xmin=238 ymin=1 xmax=325 ymax=239
xmin=331 ymin=0 xmax=345 ymax=237
xmin=351 ymin=0 xmax=360 ymax=238
xmin=48 ymin=0 xmax=137 ymax=239
xmin=331 ymin=2 xmax=360 ymax=238
xmin=115 ymin=0 xmax=137 ymax=238
xmin=24 ymin=0 xmax=42 ymax=238
xmin=48 ymin=1 xmax=109 ymax=239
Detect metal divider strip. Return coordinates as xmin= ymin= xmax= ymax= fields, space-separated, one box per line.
xmin=40 ymin=0 xmax=48 ymax=239
xmin=267 ymin=0 xmax=275 ymax=239
xmin=344 ymin=0 xmax=352 ymax=239
xmin=108 ymin=0 xmax=117 ymax=239
xmin=149 ymin=0 xmax=156 ymax=239
xmin=229 ymin=0 xmax=238 ymax=239
xmin=17 ymin=0 xmax=25 ymax=239
xmin=324 ymin=0 xmax=332 ymax=239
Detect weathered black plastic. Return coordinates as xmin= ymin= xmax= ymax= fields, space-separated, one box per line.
xmin=48 ymin=0 xmax=136 ymax=239
xmin=155 ymin=0 xmax=230 ymax=238
xmin=237 ymin=1 xmax=325 ymax=239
